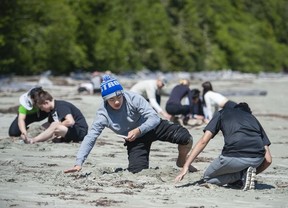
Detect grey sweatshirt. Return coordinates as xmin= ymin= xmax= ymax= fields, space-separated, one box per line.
xmin=75 ymin=91 xmax=161 ymax=166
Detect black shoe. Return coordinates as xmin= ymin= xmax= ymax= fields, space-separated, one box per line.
xmin=227 ymin=180 xmax=243 ymax=189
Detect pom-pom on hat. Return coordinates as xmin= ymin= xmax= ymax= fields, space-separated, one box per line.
xmin=101 ymin=75 xmax=123 ymax=100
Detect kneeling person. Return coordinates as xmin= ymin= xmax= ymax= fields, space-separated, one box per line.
xmin=175 ymin=102 xmax=272 ymax=190
xmin=26 ymin=90 xmax=88 ymax=144
xmin=65 ymin=75 xmax=197 ymax=174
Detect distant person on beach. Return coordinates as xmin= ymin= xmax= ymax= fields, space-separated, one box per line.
xmin=78 ymin=71 xmax=103 ymax=95
xmin=175 ymin=102 xmax=272 ymax=191
xmin=189 ymin=89 xmax=205 ymax=124
xmin=165 ymin=79 xmax=193 ymax=124
xmin=8 ymin=86 xmax=49 ymax=141
xmin=130 ymin=77 xmax=171 ymax=120
xmin=24 ymin=90 xmax=88 ymax=144
xmin=64 ymin=75 xmax=197 ymax=174
xmin=202 ymin=81 xmax=236 ymax=121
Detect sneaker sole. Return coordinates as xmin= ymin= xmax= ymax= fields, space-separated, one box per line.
xmin=249 ymin=167 xmax=256 ymax=190
xmin=243 ymin=166 xmax=256 ymax=191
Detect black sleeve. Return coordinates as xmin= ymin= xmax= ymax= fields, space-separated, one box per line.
xmin=256 ymin=118 xmax=271 ymax=146
xmin=203 ymin=111 xmax=222 ymax=137
xmin=56 ymin=101 xmax=72 ymax=122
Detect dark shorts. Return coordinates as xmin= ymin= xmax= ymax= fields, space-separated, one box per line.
xmin=63 ymin=126 xmax=88 ymax=143
xmin=126 ymin=119 xmax=192 ymax=173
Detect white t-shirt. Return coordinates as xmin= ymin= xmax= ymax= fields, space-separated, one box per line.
xmin=91 ymin=76 xmax=101 ymax=90
xmin=130 ymin=80 xmax=163 ymax=113
xmin=204 ymin=91 xmax=227 ymax=120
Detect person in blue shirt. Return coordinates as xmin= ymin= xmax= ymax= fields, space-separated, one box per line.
xmin=165 ymin=79 xmax=193 ymax=124
xmin=65 ymin=75 xmax=197 ymax=174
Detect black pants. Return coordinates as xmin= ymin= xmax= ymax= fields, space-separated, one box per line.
xmin=8 ymin=111 xmax=49 ymax=137
xmin=126 ymin=119 xmax=192 ymax=173
xmin=165 ymin=103 xmax=190 ymax=116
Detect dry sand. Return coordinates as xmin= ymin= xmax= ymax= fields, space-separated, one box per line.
xmin=0 ymin=76 xmax=288 ymax=208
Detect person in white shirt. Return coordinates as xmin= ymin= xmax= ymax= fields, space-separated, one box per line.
xmin=202 ymin=81 xmax=236 ymax=121
xmin=130 ymin=78 xmax=171 ymax=120
xmin=77 ymin=71 xmax=102 ymax=95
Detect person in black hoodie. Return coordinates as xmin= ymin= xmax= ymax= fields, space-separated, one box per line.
xmin=175 ymin=102 xmax=272 ymax=191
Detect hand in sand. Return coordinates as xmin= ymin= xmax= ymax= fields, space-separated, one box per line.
xmin=20 ymin=133 xmax=31 ymax=143
xmin=21 ymin=134 xmax=34 ymax=144
xmin=64 ymin=165 xmax=82 ymax=173
xmin=174 ymin=166 xmax=189 ymax=183
xmin=25 ymin=138 xmax=34 ymax=144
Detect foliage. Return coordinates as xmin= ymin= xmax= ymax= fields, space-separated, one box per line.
xmin=0 ymin=0 xmax=287 ymax=75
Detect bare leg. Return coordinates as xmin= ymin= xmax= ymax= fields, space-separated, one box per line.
xmin=177 ymin=139 xmax=197 ymax=172
xmin=31 ymin=122 xmax=61 ymax=143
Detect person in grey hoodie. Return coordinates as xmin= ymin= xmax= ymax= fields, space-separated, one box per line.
xmin=65 ymin=75 xmax=197 ymax=173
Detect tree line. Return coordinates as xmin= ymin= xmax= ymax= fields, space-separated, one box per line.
xmin=0 ymin=0 xmax=287 ymax=75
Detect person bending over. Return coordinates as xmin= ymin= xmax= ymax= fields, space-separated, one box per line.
xmin=8 ymin=86 xmax=49 ymax=141
xmin=165 ymin=79 xmax=193 ymax=124
xmin=175 ymin=102 xmax=272 ymax=191
xmin=130 ymin=77 xmax=171 ymax=120
xmin=65 ymin=75 xmax=197 ymax=174
xmin=202 ymin=81 xmax=236 ymax=121
xmin=25 ymin=90 xmax=88 ymax=144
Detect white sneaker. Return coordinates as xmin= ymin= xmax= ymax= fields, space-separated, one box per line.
xmin=242 ymin=166 xmax=256 ymax=191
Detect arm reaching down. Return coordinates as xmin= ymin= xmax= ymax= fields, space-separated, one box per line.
xmin=174 ymin=130 xmax=213 ymax=183
xmin=256 ymin=145 xmax=272 ymax=174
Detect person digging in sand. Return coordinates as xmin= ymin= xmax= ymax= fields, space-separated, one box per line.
xmin=201 ymin=81 xmax=237 ymax=122
xmin=24 ymin=90 xmax=88 ymax=144
xmin=175 ymin=102 xmax=272 ymax=191
xmin=8 ymin=86 xmax=49 ymax=142
xmin=65 ymin=75 xmax=197 ymax=174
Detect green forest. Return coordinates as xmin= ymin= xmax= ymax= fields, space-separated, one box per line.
xmin=1 ymin=0 xmax=288 ymax=75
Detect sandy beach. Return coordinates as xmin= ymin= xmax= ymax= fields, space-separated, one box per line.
xmin=0 ymin=75 xmax=288 ymax=208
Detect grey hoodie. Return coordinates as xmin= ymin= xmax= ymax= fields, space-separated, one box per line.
xmin=75 ymin=91 xmax=161 ymax=166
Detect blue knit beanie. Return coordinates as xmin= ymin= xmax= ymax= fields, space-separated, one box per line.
xmin=101 ymin=75 xmax=124 ymax=100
